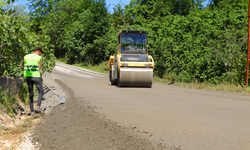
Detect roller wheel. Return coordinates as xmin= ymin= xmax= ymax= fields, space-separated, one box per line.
xmin=117 ymin=69 xmax=120 ymax=87
xmin=109 ymin=70 xmax=112 ymax=85
xmin=109 ymin=64 xmax=117 ymax=85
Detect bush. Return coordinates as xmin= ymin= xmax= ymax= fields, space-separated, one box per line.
xmin=0 ymin=86 xmax=18 ymax=118
xmin=18 ymin=81 xmax=29 ymax=105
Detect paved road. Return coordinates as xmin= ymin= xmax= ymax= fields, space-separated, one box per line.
xmin=47 ymin=62 xmax=250 ymax=150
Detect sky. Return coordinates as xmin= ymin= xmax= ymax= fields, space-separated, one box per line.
xmin=15 ymin=0 xmax=132 ymax=14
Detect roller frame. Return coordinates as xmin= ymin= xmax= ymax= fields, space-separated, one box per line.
xmin=108 ymin=30 xmax=155 ymax=87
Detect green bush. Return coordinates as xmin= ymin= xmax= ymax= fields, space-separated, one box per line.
xmin=0 ymin=86 xmax=18 ymax=118
xmin=18 ymin=81 xmax=29 ymax=105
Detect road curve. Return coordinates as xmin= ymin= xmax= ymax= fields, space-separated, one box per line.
xmin=46 ymin=62 xmax=250 ymax=150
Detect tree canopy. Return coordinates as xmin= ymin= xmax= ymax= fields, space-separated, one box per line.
xmin=1 ymin=0 xmax=249 ymax=85
xmin=0 ymin=0 xmax=55 ymax=78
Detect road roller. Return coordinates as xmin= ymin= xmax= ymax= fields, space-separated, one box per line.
xmin=108 ymin=30 xmax=154 ymax=87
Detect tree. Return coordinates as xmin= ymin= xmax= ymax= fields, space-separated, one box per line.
xmin=111 ymin=3 xmax=125 ymax=29
xmin=33 ymin=0 xmax=112 ymax=64
xmin=28 ymin=0 xmax=62 ymax=33
xmin=206 ymin=26 xmax=247 ymax=83
xmin=0 ymin=0 xmax=55 ymax=77
xmin=207 ymin=0 xmax=248 ymax=10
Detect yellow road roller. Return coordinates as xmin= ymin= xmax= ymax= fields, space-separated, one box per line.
xmin=108 ymin=30 xmax=154 ymax=87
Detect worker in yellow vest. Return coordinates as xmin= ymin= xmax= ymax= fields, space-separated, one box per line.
xmin=20 ymin=47 xmax=43 ymax=116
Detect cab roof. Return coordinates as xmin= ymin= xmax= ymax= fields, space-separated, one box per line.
xmin=119 ymin=30 xmax=147 ymax=35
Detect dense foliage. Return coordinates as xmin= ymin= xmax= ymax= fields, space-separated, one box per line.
xmin=28 ymin=0 xmax=116 ymax=65
xmin=0 ymin=0 xmax=56 ymax=116
xmin=0 ymin=0 xmax=55 ymax=78
xmin=2 ymin=0 xmax=249 ymax=85
xmin=122 ymin=0 xmax=248 ymax=84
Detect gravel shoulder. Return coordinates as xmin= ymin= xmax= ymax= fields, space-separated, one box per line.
xmin=17 ymin=75 xmax=66 ymax=150
xmin=41 ymin=75 xmax=66 ymax=114
xmin=30 ymin=79 xmax=177 ymax=150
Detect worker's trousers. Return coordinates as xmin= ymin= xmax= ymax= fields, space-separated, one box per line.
xmin=26 ymin=77 xmax=43 ymax=111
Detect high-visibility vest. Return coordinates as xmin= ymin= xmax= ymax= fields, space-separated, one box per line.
xmin=23 ymin=54 xmax=41 ymax=77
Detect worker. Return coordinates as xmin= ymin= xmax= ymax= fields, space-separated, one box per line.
xmin=20 ymin=47 xmax=44 ymax=116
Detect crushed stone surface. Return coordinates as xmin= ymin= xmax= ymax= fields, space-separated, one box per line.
xmin=16 ymin=133 xmax=40 ymax=150
xmin=31 ymin=79 xmax=177 ymax=150
xmin=16 ymin=75 xmax=66 ymax=150
xmin=41 ymin=74 xmax=66 ymax=114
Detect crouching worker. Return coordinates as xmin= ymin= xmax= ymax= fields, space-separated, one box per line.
xmin=20 ymin=47 xmax=44 ymax=116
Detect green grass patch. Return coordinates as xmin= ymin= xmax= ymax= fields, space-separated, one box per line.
xmin=56 ymin=58 xmax=67 ymax=64
xmin=0 ymin=87 xmax=18 ymax=118
xmin=0 ymin=80 xmax=39 ymax=120
xmin=17 ymin=82 xmax=29 ymax=105
xmin=73 ymin=62 xmax=109 ymax=74
xmin=153 ymin=75 xmax=250 ymax=93
xmin=0 ymin=114 xmax=42 ymax=138
xmin=174 ymin=81 xmax=250 ymax=93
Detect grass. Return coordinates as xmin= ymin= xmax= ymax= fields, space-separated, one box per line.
xmin=17 ymin=82 xmax=29 ymax=105
xmin=0 ymin=114 xmax=43 ymax=150
xmin=56 ymin=59 xmax=250 ymax=94
xmin=0 ymin=115 xmax=40 ymax=136
xmin=0 ymin=80 xmax=39 ymax=120
xmin=0 ymin=89 xmax=18 ymax=118
xmin=73 ymin=62 xmax=109 ymax=74
xmin=153 ymin=75 xmax=250 ymax=93
xmin=0 ymin=80 xmax=44 ymax=149
xmin=174 ymin=81 xmax=250 ymax=93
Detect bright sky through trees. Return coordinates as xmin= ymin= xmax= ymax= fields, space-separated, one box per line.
xmin=15 ymin=0 xmax=210 ymax=13
xmin=15 ymin=0 xmax=132 ymax=14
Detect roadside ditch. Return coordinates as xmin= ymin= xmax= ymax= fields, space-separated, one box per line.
xmin=0 ymin=75 xmax=65 ymax=150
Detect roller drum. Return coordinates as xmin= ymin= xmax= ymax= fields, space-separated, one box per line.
xmin=119 ymin=67 xmax=153 ymax=87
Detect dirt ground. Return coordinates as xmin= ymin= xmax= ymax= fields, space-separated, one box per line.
xmin=31 ymin=80 xmax=179 ymax=150
xmin=0 ymin=75 xmax=67 ymax=150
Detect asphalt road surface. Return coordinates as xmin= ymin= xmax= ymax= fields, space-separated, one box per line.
xmin=43 ymin=62 xmax=250 ymax=150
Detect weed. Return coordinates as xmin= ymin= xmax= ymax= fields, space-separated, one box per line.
xmin=0 ymin=86 xmax=18 ymax=118
xmin=17 ymin=82 xmax=29 ymax=105
xmin=0 ymin=79 xmax=38 ymax=120
xmin=0 ymin=115 xmax=42 ymax=138
xmin=174 ymin=81 xmax=250 ymax=94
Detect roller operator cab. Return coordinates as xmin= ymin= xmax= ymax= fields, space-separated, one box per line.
xmin=108 ymin=30 xmax=154 ymax=87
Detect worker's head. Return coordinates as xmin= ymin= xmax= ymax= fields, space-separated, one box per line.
xmin=34 ymin=47 xmax=43 ymax=55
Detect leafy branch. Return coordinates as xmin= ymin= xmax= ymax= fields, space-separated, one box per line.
xmin=205 ymin=26 xmax=247 ymax=82
xmin=0 ymin=23 xmax=20 ymax=37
